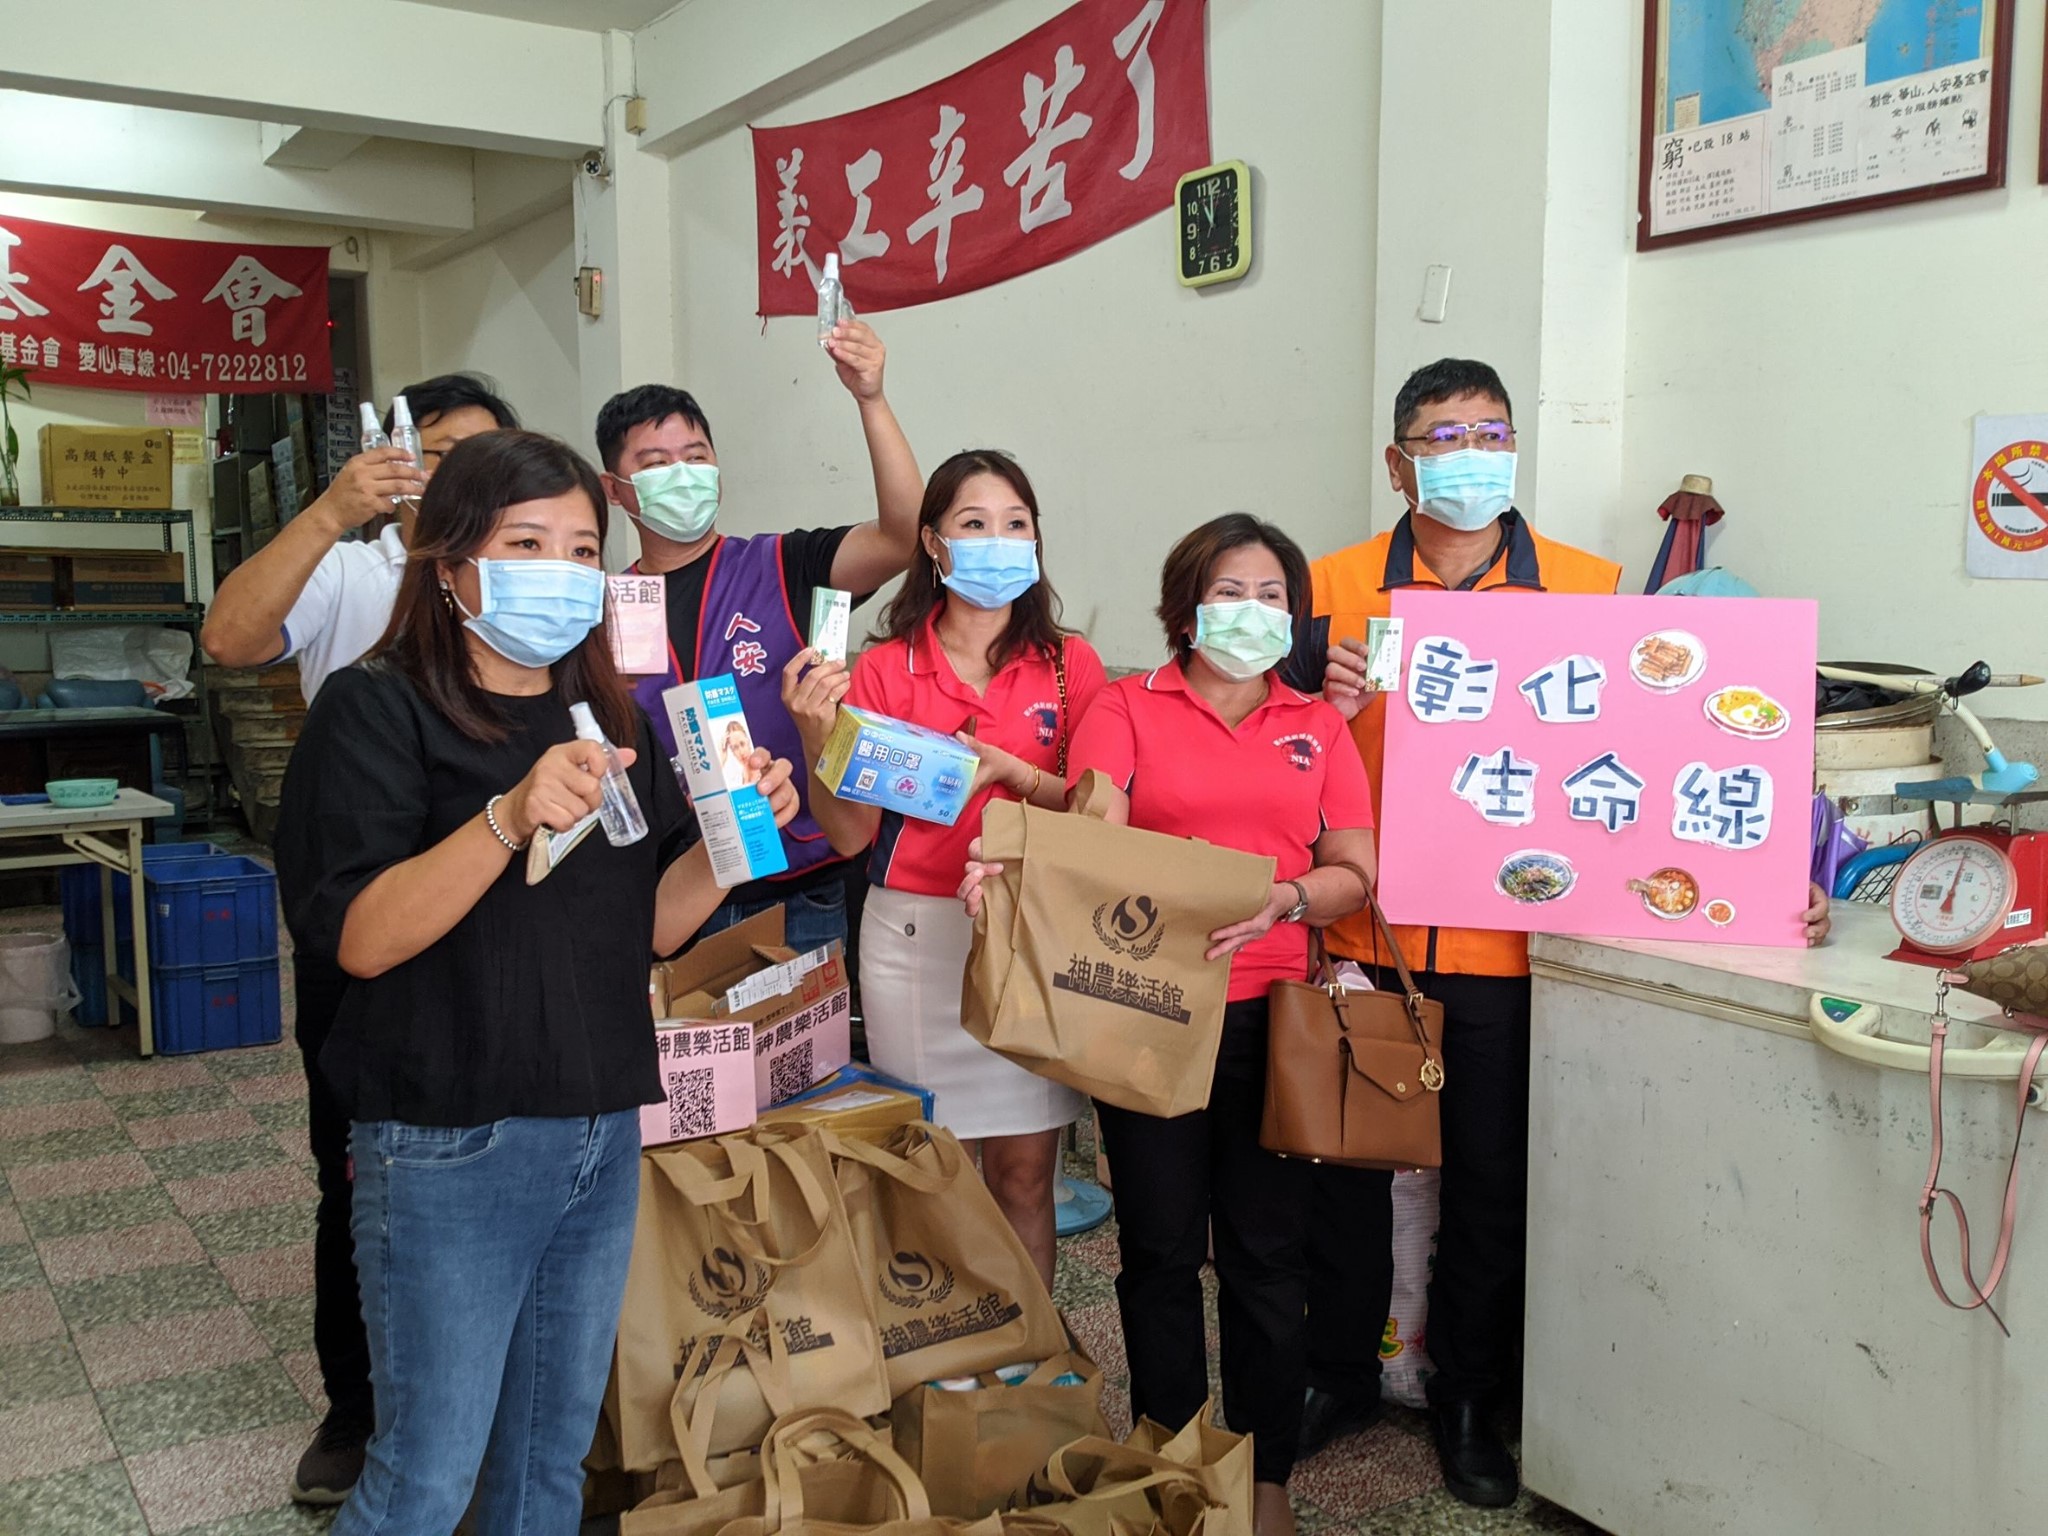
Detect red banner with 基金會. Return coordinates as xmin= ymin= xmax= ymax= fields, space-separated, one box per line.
xmin=752 ymin=0 xmax=1209 ymax=317
xmin=0 ymin=214 xmax=332 ymax=394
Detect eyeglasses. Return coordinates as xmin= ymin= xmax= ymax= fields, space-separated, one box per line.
xmin=1396 ymin=420 xmax=1516 ymax=455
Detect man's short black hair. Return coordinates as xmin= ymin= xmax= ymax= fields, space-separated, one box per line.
xmin=596 ymin=386 xmax=716 ymax=474
xmin=385 ymin=373 xmax=519 ymax=434
xmin=1393 ymin=359 xmax=1513 ymax=439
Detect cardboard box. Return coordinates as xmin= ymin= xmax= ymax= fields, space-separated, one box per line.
xmin=0 ymin=550 xmax=57 ymax=611
xmin=66 ymin=551 xmax=186 ymax=611
xmin=814 ymin=706 xmax=978 ymax=827
xmin=642 ymin=1018 xmax=757 ymax=1148
xmin=662 ymin=675 xmax=790 ymax=886
xmin=38 ymin=426 xmax=175 ymax=510
xmin=809 ymin=587 xmax=852 ymax=664
xmin=651 ymin=906 xmax=851 ymax=1110
xmin=759 ymin=1074 xmax=929 ymax=1142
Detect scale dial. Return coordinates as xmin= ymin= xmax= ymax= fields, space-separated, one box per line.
xmin=1891 ymin=836 xmax=2019 ymax=955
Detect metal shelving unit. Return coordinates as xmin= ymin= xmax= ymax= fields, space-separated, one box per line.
xmin=0 ymin=505 xmax=222 ymax=824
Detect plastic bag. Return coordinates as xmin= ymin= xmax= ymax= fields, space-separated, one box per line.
xmin=48 ymin=625 xmax=194 ymax=701
xmin=1381 ymin=1168 xmax=1439 ymax=1409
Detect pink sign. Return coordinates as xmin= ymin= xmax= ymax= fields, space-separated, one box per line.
xmin=1377 ymin=591 xmax=1818 ymax=947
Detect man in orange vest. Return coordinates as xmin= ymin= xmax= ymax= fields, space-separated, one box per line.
xmin=1287 ymin=359 xmax=1829 ymax=1505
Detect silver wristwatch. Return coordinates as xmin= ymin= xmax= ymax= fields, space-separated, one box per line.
xmin=1281 ymin=879 xmax=1310 ymax=924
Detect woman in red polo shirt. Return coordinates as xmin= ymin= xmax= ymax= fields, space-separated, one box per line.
xmin=781 ymin=449 xmax=1105 ymax=1287
xmin=963 ymin=513 xmax=1374 ymax=1536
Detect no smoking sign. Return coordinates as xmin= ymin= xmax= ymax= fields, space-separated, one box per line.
xmin=1968 ymin=417 xmax=2048 ymax=578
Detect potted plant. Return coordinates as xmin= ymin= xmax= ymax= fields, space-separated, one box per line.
xmin=0 ymin=363 xmax=28 ymax=508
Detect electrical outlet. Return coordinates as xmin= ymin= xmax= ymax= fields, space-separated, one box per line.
xmin=1419 ymin=264 xmax=1452 ymax=324
xmin=625 ymin=96 xmax=647 ymax=136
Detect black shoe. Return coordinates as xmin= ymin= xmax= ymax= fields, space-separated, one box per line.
xmin=1298 ymin=1386 xmax=1386 ymax=1460
xmin=289 ymin=1409 xmax=371 ymax=1506
xmin=1429 ymin=1399 xmax=1517 ymax=1508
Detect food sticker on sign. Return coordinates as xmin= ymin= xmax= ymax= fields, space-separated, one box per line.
xmin=1519 ymin=655 xmax=1607 ymax=722
xmin=1452 ymin=746 xmax=1538 ymax=826
xmin=1496 ymin=850 xmax=1577 ymax=905
xmin=1628 ymin=630 xmax=1707 ymax=692
xmin=1672 ymin=762 xmax=1774 ymax=850
xmin=1703 ymin=686 xmax=1789 ymax=741
xmin=1703 ymin=897 xmax=1737 ymax=927
xmin=607 ymin=576 xmax=668 ymax=676
xmin=1407 ymin=636 xmax=1498 ymax=723
xmin=1628 ymin=866 xmax=1700 ymax=922
xmin=1967 ymin=414 xmax=2048 ymax=580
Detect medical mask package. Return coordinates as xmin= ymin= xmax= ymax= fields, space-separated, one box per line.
xmin=941 ymin=536 xmax=1041 ymax=610
xmin=662 ymin=675 xmax=790 ymax=887
xmin=631 ymin=460 xmax=721 ymax=543
xmin=457 ymin=559 xmax=605 ymax=668
xmin=1193 ymin=598 xmax=1294 ymax=681
xmin=1412 ymin=448 xmax=1517 ymax=532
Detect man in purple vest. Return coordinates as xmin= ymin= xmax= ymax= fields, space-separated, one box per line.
xmin=597 ymin=320 xmax=920 ymax=950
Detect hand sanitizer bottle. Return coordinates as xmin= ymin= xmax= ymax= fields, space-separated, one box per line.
xmin=388 ymin=395 xmax=424 ymax=490
xmin=570 ymin=702 xmax=649 ymax=847
xmin=358 ymin=402 xmax=389 ymax=455
xmin=817 ymin=253 xmax=846 ymax=347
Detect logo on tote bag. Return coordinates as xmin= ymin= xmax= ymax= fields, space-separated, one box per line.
xmin=879 ymin=1250 xmax=957 ymax=1309
xmin=1092 ymin=895 xmax=1164 ymax=959
xmin=688 ymin=1246 xmax=773 ymax=1317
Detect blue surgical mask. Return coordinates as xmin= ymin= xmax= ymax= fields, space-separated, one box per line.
xmin=453 ymin=558 xmax=606 ymax=669
xmin=1411 ymin=448 xmax=1517 ymax=532
xmin=630 ymin=461 xmax=720 ymax=543
xmin=1193 ymin=599 xmax=1294 ymax=681
xmin=941 ymin=536 xmax=1040 ymax=610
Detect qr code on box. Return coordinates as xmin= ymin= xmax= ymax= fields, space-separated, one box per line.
xmin=768 ymin=1040 xmax=814 ymax=1105
xmin=668 ymin=1068 xmax=717 ymax=1141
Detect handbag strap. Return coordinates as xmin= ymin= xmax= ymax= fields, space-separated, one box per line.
xmin=1325 ymin=859 xmax=1440 ymax=1082
xmin=1054 ymin=637 xmax=1069 ymax=778
xmin=1919 ymin=1003 xmax=2048 ymax=1335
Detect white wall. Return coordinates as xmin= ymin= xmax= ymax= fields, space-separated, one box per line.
xmin=410 ymin=203 xmax=585 ymax=448
xmin=1620 ymin=2 xmax=2048 ymax=717
xmin=665 ymin=0 xmax=1381 ymax=669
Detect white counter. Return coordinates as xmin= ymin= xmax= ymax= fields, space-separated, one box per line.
xmin=1523 ymin=905 xmax=2044 ymax=1536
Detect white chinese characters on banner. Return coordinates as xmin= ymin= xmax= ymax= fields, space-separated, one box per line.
xmin=771 ymin=150 xmax=817 ymax=286
xmin=1562 ymin=752 xmax=1644 ymax=833
xmin=1671 ymin=762 xmax=1774 ymax=850
xmin=1453 ymin=747 xmax=1539 ymax=827
xmin=1003 ymin=44 xmax=1094 ymax=232
xmin=838 ymin=149 xmax=891 ymax=266
xmin=1519 ymin=655 xmax=1606 ymax=722
xmin=907 ymin=106 xmax=984 ymax=284
xmin=1111 ymin=0 xmax=1164 ymax=180
xmin=1406 ymin=636 xmax=1499 ymax=723
xmin=0 ymin=226 xmax=49 ymax=322
xmin=78 ymin=246 xmax=176 ymax=337
xmin=203 ymin=256 xmax=303 ymax=348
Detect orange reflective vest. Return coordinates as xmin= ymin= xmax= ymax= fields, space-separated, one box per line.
xmin=1312 ymin=510 xmax=1622 ymax=977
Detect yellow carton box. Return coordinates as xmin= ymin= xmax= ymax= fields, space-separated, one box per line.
xmin=38 ymin=426 xmax=175 ymax=510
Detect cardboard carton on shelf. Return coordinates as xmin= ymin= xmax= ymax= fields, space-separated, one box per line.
xmin=0 ymin=550 xmax=58 ymax=611
xmin=37 ymin=426 xmax=175 ymax=510
xmin=65 ymin=551 xmax=186 ymax=610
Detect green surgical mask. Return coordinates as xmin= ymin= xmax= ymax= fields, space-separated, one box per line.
xmin=630 ymin=461 xmax=720 ymax=542
xmin=1192 ymin=599 xmax=1293 ymax=680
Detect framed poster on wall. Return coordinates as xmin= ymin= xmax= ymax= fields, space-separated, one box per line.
xmin=1638 ymin=0 xmax=2015 ymax=250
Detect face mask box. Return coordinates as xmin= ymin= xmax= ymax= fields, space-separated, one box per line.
xmin=641 ymin=1018 xmax=757 ymax=1148
xmin=663 ymin=675 xmax=790 ymax=887
xmin=815 ymin=707 xmax=978 ymax=826
xmin=650 ymin=905 xmax=852 ymax=1110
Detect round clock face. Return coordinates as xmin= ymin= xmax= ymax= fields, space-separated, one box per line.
xmin=1890 ymin=836 xmax=2018 ymax=955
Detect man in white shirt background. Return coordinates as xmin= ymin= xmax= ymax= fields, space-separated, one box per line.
xmin=200 ymin=373 xmax=518 ymax=1505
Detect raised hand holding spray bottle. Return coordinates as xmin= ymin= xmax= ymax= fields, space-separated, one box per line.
xmin=816 ymin=253 xmax=854 ymax=347
xmin=570 ymin=702 xmax=648 ymax=847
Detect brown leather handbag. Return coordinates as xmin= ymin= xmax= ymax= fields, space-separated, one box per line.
xmin=1260 ymin=879 xmax=1446 ymax=1170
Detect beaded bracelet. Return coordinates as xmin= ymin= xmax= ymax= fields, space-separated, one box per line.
xmin=484 ymin=794 xmax=526 ymax=852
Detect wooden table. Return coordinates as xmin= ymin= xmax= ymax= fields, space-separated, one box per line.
xmin=0 ymin=790 xmax=174 ymax=1055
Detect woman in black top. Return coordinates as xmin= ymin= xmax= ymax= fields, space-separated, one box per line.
xmin=274 ymin=431 xmax=796 ymax=1536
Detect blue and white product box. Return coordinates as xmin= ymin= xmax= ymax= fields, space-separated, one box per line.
xmin=662 ymin=674 xmax=790 ymax=887
xmin=816 ymin=706 xmax=980 ymax=827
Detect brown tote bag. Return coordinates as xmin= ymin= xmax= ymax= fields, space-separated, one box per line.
xmin=1260 ymin=873 xmax=1446 ymax=1170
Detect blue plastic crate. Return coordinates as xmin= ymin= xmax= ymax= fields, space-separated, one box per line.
xmin=148 ymin=957 xmax=283 ymax=1055
xmin=61 ymin=842 xmax=225 ymax=950
xmin=144 ymin=855 xmax=278 ymax=969
xmin=69 ymin=942 xmax=109 ymax=1028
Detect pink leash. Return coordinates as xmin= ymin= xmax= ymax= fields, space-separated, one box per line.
xmin=1920 ymin=985 xmax=2048 ymax=1336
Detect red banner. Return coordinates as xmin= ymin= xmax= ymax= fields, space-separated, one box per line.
xmin=0 ymin=214 xmax=331 ymax=395
xmin=752 ymin=0 xmax=1209 ymax=317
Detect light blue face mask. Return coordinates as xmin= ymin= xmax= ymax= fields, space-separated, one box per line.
xmin=630 ymin=460 xmax=720 ymax=543
xmin=941 ymin=536 xmax=1041 ymax=610
xmin=1411 ymin=448 xmax=1518 ymax=532
xmin=454 ymin=558 xmax=606 ymax=669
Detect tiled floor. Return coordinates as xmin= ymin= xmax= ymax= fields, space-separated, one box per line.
xmin=0 ymin=891 xmax=1600 ymax=1536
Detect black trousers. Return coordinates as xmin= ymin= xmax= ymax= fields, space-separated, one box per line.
xmin=1304 ymin=1161 xmax=1393 ymax=1401
xmin=295 ymin=951 xmax=373 ymax=1425
xmin=1094 ymin=1000 xmax=1312 ymax=1485
xmin=1306 ymin=970 xmax=1532 ymax=1409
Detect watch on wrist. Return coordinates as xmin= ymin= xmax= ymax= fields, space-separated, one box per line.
xmin=1282 ymin=879 xmax=1310 ymax=924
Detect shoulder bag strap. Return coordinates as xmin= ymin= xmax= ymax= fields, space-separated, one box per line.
xmin=1328 ymin=858 xmax=1440 ymax=1081
xmin=1054 ymin=637 xmax=1069 ymax=778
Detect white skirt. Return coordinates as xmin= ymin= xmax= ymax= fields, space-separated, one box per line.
xmin=860 ymin=885 xmax=1085 ymax=1141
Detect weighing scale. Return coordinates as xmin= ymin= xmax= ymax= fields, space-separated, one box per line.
xmin=1888 ymin=830 xmax=2048 ymax=967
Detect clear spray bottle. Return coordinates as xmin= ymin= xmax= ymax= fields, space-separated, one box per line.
xmin=569 ymin=702 xmax=648 ymax=847
xmin=388 ymin=395 xmax=424 ymax=499
xmin=357 ymin=402 xmax=389 ymax=455
xmin=816 ymin=253 xmax=853 ymax=347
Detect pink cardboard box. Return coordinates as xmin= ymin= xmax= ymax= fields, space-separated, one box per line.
xmin=641 ymin=1019 xmax=757 ymax=1148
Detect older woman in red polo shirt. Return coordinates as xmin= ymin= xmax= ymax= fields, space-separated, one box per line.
xmin=963 ymin=512 xmax=1373 ymax=1536
xmin=782 ymin=449 xmax=1105 ymax=1288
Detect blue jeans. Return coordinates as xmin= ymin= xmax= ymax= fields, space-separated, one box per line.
xmin=335 ymin=1111 xmax=641 ymax=1536
xmin=699 ymin=871 xmax=849 ymax=951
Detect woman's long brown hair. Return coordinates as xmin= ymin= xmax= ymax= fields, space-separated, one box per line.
xmin=369 ymin=431 xmax=635 ymax=745
xmin=872 ymin=449 xmax=1072 ymax=672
